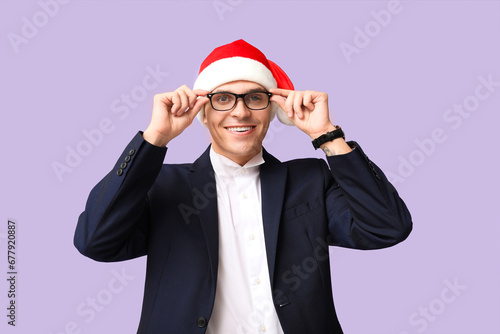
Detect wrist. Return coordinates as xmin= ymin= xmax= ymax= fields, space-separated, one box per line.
xmin=143 ymin=128 xmax=170 ymax=147
xmin=311 ymin=126 xmax=345 ymax=149
xmin=319 ymin=139 xmax=352 ymax=156
xmin=308 ymin=124 xmax=338 ymax=140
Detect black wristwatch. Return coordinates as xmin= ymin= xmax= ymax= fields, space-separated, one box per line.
xmin=312 ymin=126 xmax=345 ymax=150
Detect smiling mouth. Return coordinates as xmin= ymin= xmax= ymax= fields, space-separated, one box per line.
xmin=225 ymin=126 xmax=256 ymax=133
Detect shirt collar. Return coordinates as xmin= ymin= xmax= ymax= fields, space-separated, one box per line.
xmin=210 ymin=147 xmax=265 ymax=178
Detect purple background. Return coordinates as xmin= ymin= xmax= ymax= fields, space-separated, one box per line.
xmin=1 ymin=1 xmax=499 ymax=333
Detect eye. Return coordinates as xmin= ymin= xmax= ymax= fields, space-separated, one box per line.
xmin=247 ymin=93 xmax=264 ymax=102
xmin=214 ymin=93 xmax=234 ymax=104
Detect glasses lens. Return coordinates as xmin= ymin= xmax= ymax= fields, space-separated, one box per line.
xmin=211 ymin=93 xmax=236 ymax=111
xmin=244 ymin=92 xmax=269 ymax=110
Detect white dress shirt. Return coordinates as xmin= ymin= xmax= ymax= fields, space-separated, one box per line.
xmin=206 ymin=148 xmax=284 ymax=334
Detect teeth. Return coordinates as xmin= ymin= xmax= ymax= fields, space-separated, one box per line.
xmin=227 ymin=127 xmax=253 ymax=132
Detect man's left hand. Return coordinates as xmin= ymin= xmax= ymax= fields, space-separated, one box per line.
xmin=269 ymin=88 xmax=337 ymax=139
xmin=270 ymin=89 xmax=352 ymax=156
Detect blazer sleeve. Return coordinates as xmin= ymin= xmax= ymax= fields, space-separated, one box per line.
xmin=323 ymin=142 xmax=413 ymax=249
xmin=74 ymin=132 xmax=167 ymax=262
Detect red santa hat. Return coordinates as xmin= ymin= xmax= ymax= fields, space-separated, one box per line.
xmin=193 ymin=39 xmax=295 ymax=126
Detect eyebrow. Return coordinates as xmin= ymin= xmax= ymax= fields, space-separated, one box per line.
xmin=211 ymin=88 xmax=267 ymax=94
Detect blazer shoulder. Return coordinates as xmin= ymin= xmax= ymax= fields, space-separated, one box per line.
xmin=283 ymin=157 xmax=329 ymax=171
xmin=280 ymin=157 xmax=331 ymax=186
xmin=160 ymin=162 xmax=193 ymax=170
xmin=157 ymin=162 xmax=193 ymax=178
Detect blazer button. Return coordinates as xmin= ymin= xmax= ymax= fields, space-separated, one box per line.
xmin=124 ymin=155 xmax=131 ymax=162
xmin=128 ymin=149 xmax=135 ymax=156
xmin=196 ymin=316 xmax=207 ymax=328
xmin=120 ymin=162 xmax=128 ymax=169
xmin=116 ymin=169 xmax=123 ymax=176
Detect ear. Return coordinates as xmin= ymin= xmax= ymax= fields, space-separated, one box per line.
xmin=203 ymin=110 xmax=208 ymax=124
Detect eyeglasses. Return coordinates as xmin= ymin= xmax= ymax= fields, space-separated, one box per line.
xmin=206 ymin=91 xmax=273 ymax=112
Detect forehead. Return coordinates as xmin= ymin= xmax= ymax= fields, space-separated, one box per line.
xmin=212 ymin=80 xmax=266 ymax=93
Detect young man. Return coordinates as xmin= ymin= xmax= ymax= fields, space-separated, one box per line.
xmin=74 ymin=39 xmax=412 ymax=334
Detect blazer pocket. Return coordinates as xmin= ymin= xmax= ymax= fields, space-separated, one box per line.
xmin=282 ymin=197 xmax=322 ymax=221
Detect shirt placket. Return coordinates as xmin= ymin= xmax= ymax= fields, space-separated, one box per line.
xmin=235 ymin=167 xmax=269 ymax=333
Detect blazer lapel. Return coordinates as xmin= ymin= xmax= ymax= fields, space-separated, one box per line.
xmin=188 ymin=146 xmax=219 ymax=284
xmin=260 ymin=149 xmax=288 ymax=285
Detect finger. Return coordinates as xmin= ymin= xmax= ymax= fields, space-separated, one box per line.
xmin=269 ymin=88 xmax=292 ymax=98
xmin=170 ymin=92 xmax=181 ymax=114
xmin=285 ymin=91 xmax=295 ymax=118
xmin=193 ymin=89 xmax=210 ymax=97
xmin=186 ymin=90 xmax=198 ymax=109
xmin=154 ymin=92 xmax=173 ymax=108
xmin=178 ymin=86 xmax=200 ymax=109
xmin=303 ymin=91 xmax=315 ymax=111
xmin=176 ymin=84 xmax=192 ymax=93
xmin=293 ymin=92 xmax=305 ymax=119
xmin=270 ymin=94 xmax=286 ymax=110
xmin=177 ymin=91 xmax=190 ymax=116
xmin=193 ymin=96 xmax=209 ymax=111
xmin=174 ymin=85 xmax=194 ymax=114
xmin=189 ymin=89 xmax=209 ymax=109
xmin=185 ymin=97 xmax=209 ymax=121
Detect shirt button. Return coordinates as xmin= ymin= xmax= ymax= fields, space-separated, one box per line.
xmin=255 ymin=278 xmax=261 ymax=285
xmin=260 ymin=325 xmax=266 ymax=332
xmin=242 ymin=193 xmax=248 ymax=199
xmin=249 ymin=234 xmax=255 ymax=240
xmin=240 ymin=169 xmax=246 ymax=175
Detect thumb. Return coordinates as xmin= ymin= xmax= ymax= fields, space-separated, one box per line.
xmin=270 ymin=94 xmax=286 ymax=110
xmin=185 ymin=96 xmax=209 ymax=121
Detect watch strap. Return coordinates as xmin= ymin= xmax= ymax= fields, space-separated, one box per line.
xmin=312 ymin=126 xmax=345 ymax=150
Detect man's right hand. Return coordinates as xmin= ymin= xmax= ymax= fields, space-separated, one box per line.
xmin=143 ymin=85 xmax=209 ymax=147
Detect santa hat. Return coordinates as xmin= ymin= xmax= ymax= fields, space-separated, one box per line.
xmin=193 ymin=39 xmax=295 ymax=126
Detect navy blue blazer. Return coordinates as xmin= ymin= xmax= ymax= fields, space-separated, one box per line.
xmin=74 ymin=132 xmax=412 ymax=333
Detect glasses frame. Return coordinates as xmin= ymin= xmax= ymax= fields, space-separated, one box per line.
xmin=206 ymin=91 xmax=273 ymax=112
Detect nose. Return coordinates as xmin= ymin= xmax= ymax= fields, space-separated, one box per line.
xmin=229 ymin=98 xmax=251 ymax=118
